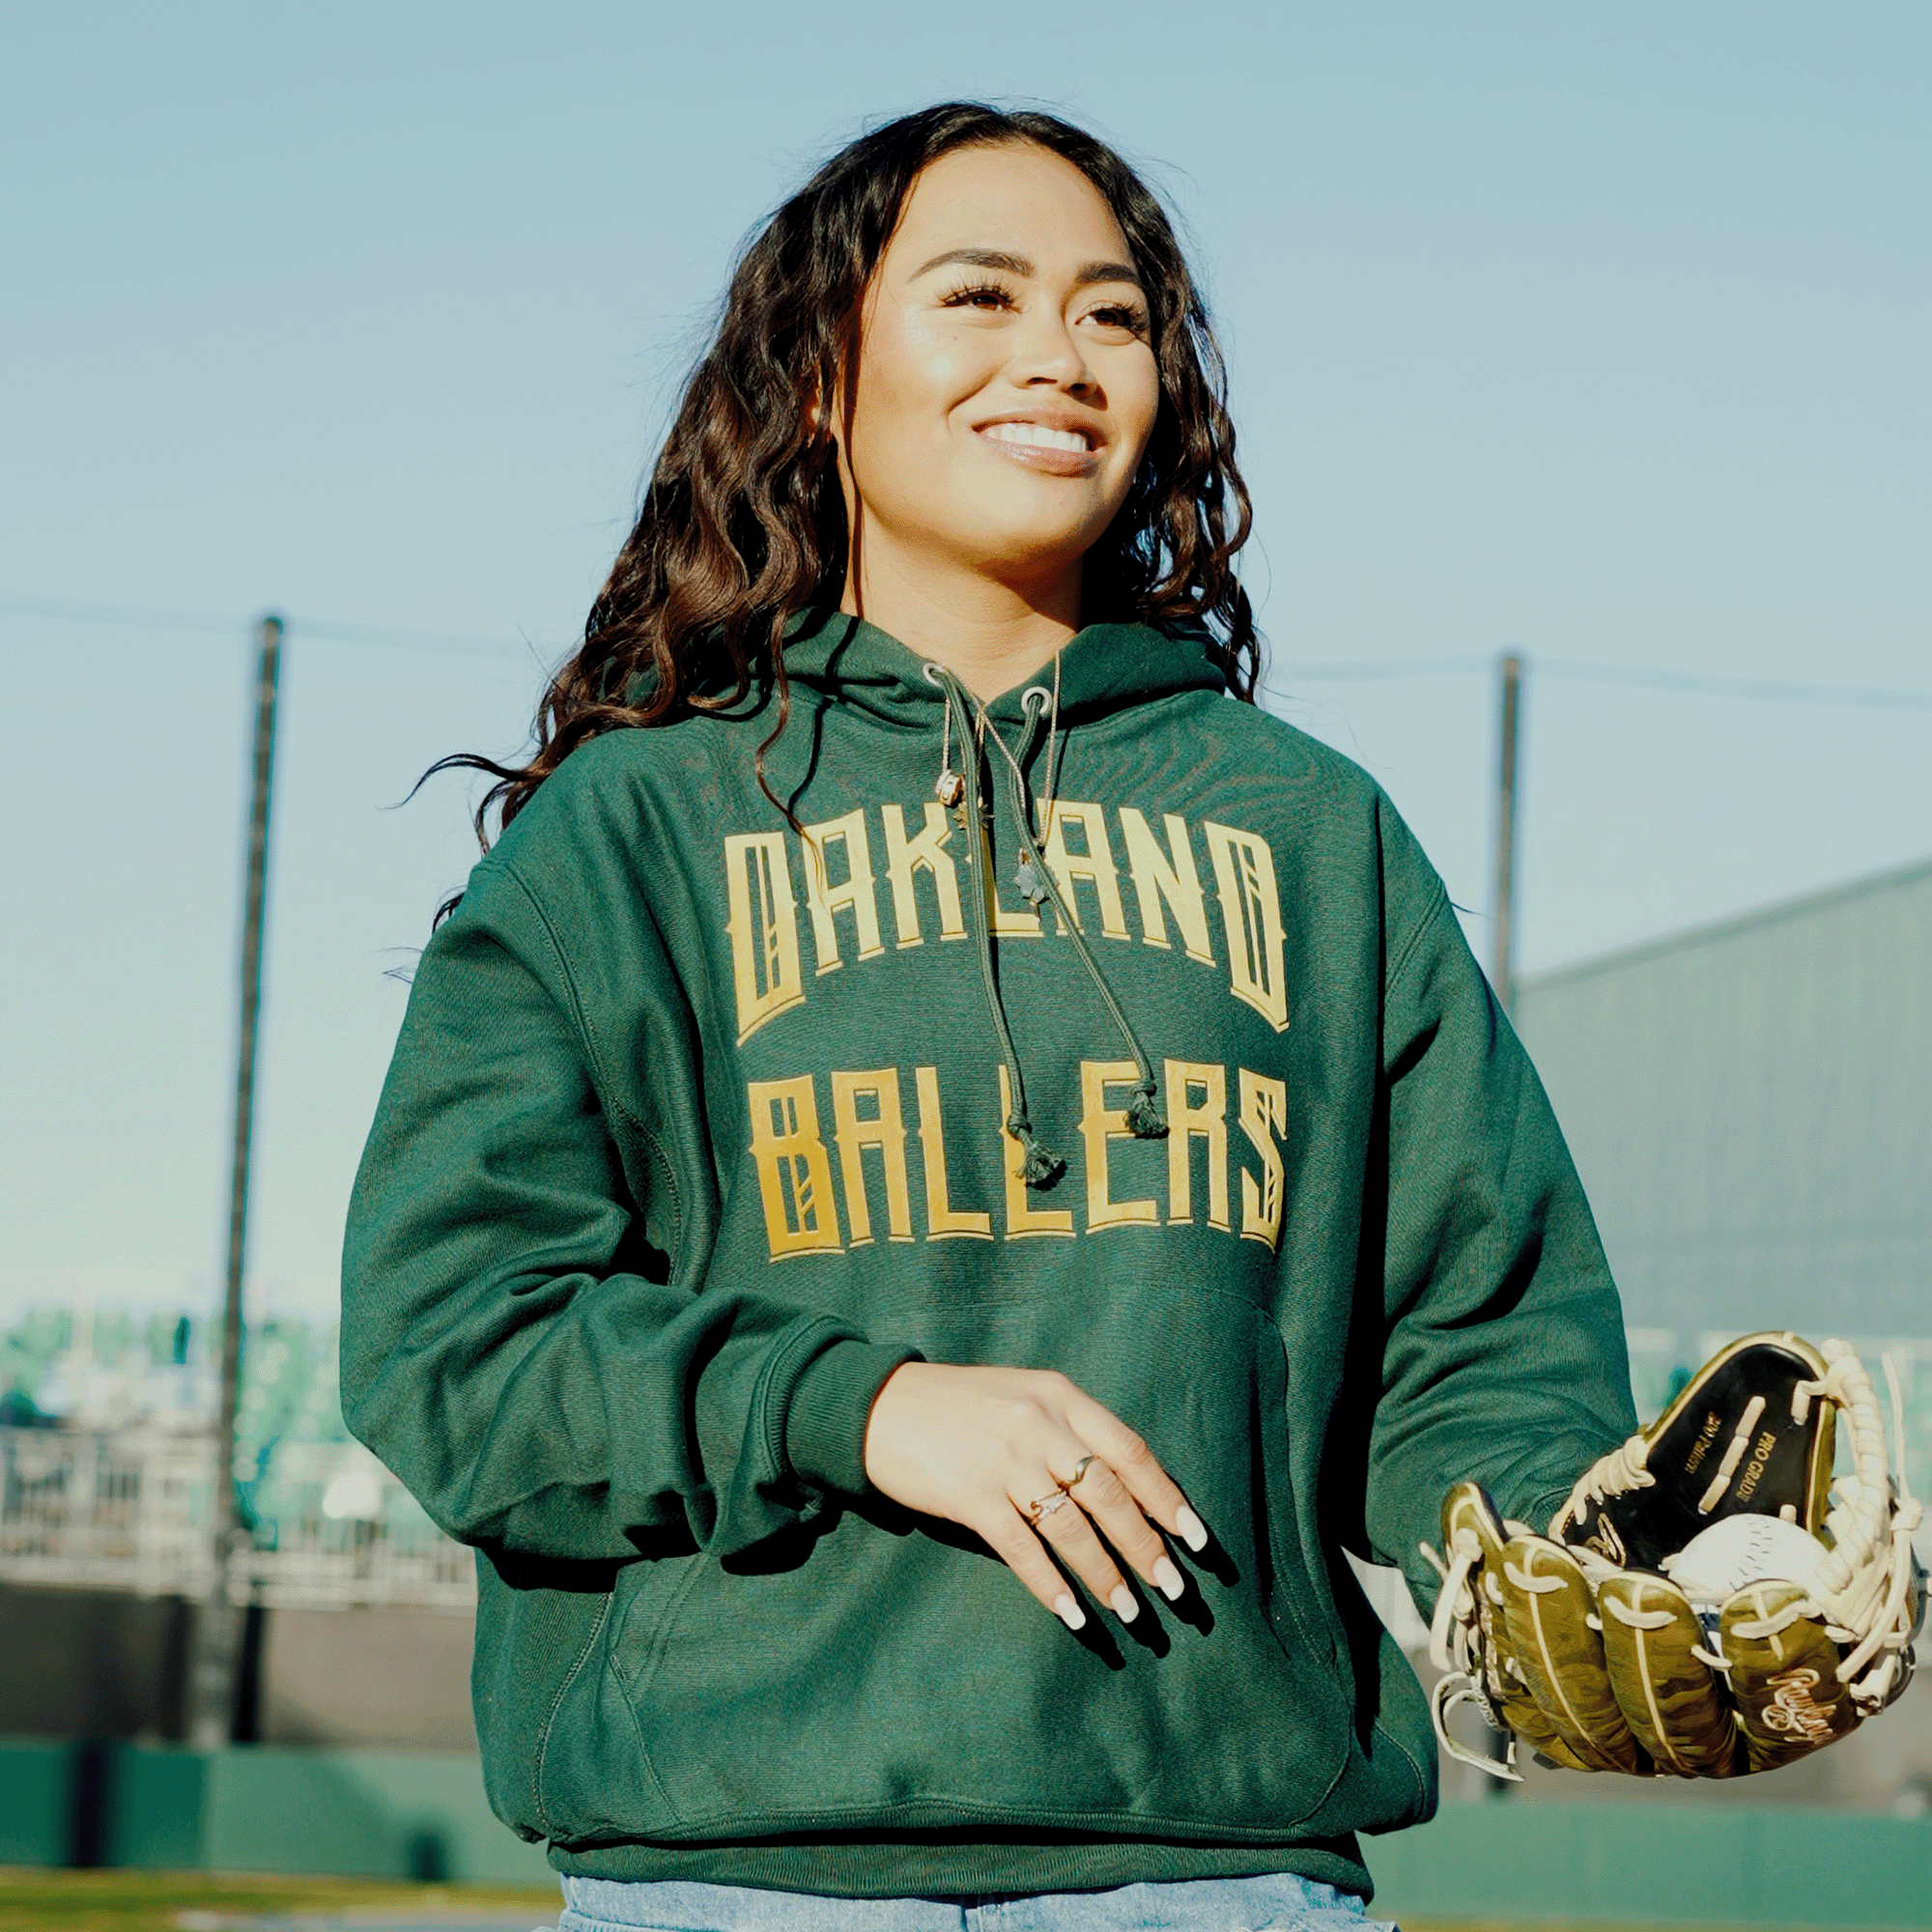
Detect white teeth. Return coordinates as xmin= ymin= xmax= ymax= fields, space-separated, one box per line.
xmin=982 ymin=421 xmax=1091 ymax=454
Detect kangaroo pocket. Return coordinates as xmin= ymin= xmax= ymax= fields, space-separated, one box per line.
xmin=579 ymin=1287 xmax=1350 ymax=1841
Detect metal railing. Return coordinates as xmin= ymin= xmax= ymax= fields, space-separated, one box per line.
xmin=0 ymin=1426 xmax=473 ymax=1609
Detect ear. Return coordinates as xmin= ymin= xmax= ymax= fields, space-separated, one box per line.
xmin=806 ymin=384 xmax=841 ymax=444
xmin=807 ymin=348 xmax=853 ymax=448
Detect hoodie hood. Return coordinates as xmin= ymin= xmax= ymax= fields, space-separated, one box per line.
xmin=776 ymin=609 xmax=1230 ymax=727
xmin=778 ymin=611 xmax=1227 ymax=1181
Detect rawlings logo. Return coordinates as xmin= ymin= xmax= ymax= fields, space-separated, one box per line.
xmin=1755 ymin=1665 xmax=1835 ymax=1743
xmin=1584 ymin=1517 xmax=1628 ymax=1565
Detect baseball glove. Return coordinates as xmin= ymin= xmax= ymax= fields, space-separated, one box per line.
xmin=1424 ymin=1332 xmax=1923 ymax=1779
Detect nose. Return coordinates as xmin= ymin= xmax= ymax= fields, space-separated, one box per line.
xmin=1009 ymin=306 xmax=1096 ymax=394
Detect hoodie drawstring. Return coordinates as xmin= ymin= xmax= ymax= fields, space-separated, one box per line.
xmin=926 ymin=665 xmax=1168 ymax=1188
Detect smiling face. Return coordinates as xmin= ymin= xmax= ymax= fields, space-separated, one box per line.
xmin=835 ymin=141 xmax=1162 ymax=621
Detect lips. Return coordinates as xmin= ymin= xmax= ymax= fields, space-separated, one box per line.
xmin=973 ymin=415 xmax=1104 ymax=476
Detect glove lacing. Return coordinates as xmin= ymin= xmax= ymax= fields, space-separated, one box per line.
xmin=1775 ymin=1344 xmax=1925 ymax=1709
xmin=1420 ymin=1528 xmax=1526 ymax=1779
xmin=1420 ymin=1531 xmax=1474 ymax=1672
xmin=1553 ymin=1432 xmax=1655 ymax=1534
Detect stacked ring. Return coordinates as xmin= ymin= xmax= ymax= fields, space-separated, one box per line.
xmin=1025 ymin=1456 xmax=1101 ymax=1525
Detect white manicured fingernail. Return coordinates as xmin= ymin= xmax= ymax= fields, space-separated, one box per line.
xmin=1176 ymin=1506 xmax=1208 ymax=1552
xmin=1153 ymin=1556 xmax=1185 ymax=1601
xmin=1110 ymin=1584 xmax=1139 ymax=1623
xmin=1054 ymin=1593 xmax=1086 ymax=1632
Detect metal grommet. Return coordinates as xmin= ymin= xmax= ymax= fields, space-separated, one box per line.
xmin=922 ymin=662 xmax=947 ymax=685
xmin=1020 ymin=684 xmax=1052 ymax=711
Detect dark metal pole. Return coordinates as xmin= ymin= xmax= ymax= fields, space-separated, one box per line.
xmin=188 ymin=612 xmax=283 ymax=1747
xmin=1492 ymin=651 xmax=1523 ymax=1014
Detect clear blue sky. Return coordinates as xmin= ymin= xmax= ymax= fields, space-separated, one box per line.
xmin=2 ymin=3 xmax=1926 ymax=1321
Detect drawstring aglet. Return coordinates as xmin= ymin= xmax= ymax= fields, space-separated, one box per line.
xmin=1124 ymin=1083 xmax=1169 ymax=1140
xmin=1009 ymin=1115 xmax=1065 ymax=1189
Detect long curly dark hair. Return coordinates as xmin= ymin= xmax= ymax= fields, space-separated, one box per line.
xmin=440 ymin=101 xmax=1258 ymax=862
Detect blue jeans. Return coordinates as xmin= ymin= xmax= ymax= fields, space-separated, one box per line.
xmin=556 ymin=1873 xmax=1398 ymax=1930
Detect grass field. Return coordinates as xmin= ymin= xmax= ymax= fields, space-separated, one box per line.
xmin=0 ymin=1868 xmax=559 ymax=1931
xmin=0 ymin=1870 xmax=1851 ymax=1932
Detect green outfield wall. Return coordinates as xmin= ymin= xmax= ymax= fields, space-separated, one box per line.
xmin=1370 ymin=1798 xmax=1932 ymax=1927
xmin=3 ymin=1739 xmax=1929 ymax=1925
xmin=0 ymin=1738 xmax=550 ymax=1885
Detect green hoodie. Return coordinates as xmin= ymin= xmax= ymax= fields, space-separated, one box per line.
xmin=341 ymin=612 xmax=1633 ymax=1902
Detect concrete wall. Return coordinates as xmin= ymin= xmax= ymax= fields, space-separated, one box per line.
xmin=0 ymin=1583 xmax=473 ymax=1748
xmin=260 ymin=1605 xmax=475 ymax=1749
xmin=0 ymin=1584 xmax=190 ymax=1738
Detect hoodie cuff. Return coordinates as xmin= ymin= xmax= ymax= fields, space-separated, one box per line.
xmin=784 ymin=1339 xmax=923 ymax=1497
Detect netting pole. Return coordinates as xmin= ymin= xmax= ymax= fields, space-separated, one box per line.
xmin=187 ymin=611 xmax=283 ymax=1747
xmin=1492 ymin=650 xmax=1523 ymax=1014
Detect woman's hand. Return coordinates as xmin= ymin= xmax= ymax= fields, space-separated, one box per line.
xmin=862 ymin=1361 xmax=1208 ymax=1631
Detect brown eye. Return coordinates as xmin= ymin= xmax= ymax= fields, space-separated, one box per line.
xmin=941 ymin=280 xmax=1015 ymax=312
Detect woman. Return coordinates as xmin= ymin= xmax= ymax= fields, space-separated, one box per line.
xmin=342 ymin=103 xmax=1633 ymax=1932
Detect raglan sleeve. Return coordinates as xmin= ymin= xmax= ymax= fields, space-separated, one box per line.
xmin=1359 ymin=806 xmax=1637 ymax=1608
xmin=338 ymin=850 xmax=918 ymax=1564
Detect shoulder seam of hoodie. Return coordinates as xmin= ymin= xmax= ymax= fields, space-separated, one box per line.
xmin=496 ymin=856 xmax=609 ymax=1083
xmin=496 ymin=855 xmax=688 ymax=1257
xmin=1383 ymin=880 xmax=1451 ymax=1001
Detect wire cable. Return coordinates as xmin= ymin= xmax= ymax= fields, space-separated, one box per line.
xmin=1283 ymin=653 xmax=1932 ymax=711
xmin=0 ymin=589 xmax=545 ymax=661
xmin=1277 ymin=656 xmax=1492 ymax=681
xmin=6 ymin=586 xmax=1929 ymax=709
xmin=1538 ymin=656 xmax=1932 ymax=712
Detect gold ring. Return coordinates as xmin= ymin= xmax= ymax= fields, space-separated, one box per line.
xmin=1056 ymin=1455 xmax=1098 ymax=1494
xmin=1025 ymin=1491 xmax=1071 ymax=1525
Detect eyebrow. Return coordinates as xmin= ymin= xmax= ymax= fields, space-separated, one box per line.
xmin=911 ymin=246 xmax=1143 ymax=291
